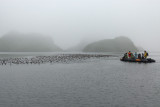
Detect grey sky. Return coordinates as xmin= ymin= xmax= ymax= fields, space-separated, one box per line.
xmin=0 ymin=0 xmax=160 ymax=51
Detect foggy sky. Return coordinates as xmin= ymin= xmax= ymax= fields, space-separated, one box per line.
xmin=0 ymin=0 xmax=160 ymax=51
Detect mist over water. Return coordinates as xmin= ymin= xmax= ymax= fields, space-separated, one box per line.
xmin=0 ymin=0 xmax=160 ymax=51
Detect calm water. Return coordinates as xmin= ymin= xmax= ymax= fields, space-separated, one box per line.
xmin=0 ymin=52 xmax=160 ymax=107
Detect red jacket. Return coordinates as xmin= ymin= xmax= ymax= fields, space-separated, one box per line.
xmin=128 ymin=52 xmax=131 ymax=57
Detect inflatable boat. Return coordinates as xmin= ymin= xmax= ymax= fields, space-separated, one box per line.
xmin=120 ymin=58 xmax=156 ymax=63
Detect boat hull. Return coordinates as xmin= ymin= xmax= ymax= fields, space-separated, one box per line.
xmin=120 ymin=58 xmax=156 ymax=63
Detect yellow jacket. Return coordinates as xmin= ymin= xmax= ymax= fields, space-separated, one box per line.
xmin=144 ymin=52 xmax=148 ymax=58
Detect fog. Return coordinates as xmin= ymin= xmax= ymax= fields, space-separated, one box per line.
xmin=0 ymin=0 xmax=160 ymax=51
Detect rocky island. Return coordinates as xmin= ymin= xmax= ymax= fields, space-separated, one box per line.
xmin=83 ymin=36 xmax=138 ymax=52
xmin=0 ymin=32 xmax=62 ymax=52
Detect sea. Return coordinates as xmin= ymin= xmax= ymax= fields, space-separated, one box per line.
xmin=0 ymin=52 xmax=160 ymax=107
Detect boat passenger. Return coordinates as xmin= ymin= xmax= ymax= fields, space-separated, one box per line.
xmin=128 ymin=51 xmax=132 ymax=58
xmin=134 ymin=52 xmax=138 ymax=59
xmin=142 ymin=53 xmax=144 ymax=59
xmin=131 ymin=53 xmax=135 ymax=59
xmin=123 ymin=53 xmax=128 ymax=59
xmin=144 ymin=51 xmax=148 ymax=59
xmin=138 ymin=54 xmax=141 ymax=59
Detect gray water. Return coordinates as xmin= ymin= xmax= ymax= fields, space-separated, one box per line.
xmin=0 ymin=53 xmax=160 ymax=107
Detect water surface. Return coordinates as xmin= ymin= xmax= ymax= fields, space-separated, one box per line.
xmin=0 ymin=52 xmax=159 ymax=107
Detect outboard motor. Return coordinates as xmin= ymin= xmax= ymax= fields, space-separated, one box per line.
xmin=147 ymin=58 xmax=156 ymax=62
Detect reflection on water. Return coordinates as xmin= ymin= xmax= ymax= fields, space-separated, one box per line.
xmin=0 ymin=52 xmax=159 ymax=107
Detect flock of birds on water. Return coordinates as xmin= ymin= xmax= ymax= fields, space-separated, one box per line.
xmin=0 ymin=54 xmax=110 ymax=65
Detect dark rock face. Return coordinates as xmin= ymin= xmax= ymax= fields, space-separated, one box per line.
xmin=0 ymin=32 xmax=62 ymax=52
xmin=83 ymin=36 xmax=138 ymax=52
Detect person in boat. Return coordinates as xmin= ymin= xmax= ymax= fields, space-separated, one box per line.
xmin=138 ymin=53 xmax=141 ymax=59
xmin=131 ymin=53 xmax=135 ymax=59
xmin=123 ymin=53 xmax=128 ymax=59
xmin=128 ymin=51 xmax=132 ymax=58
xmin=142 ymin=53 xmax=144 ymax=59
xmin=134 ymin=52 xmax=138 ymax=59
xmin=144 ymin=51 xmax=148 ymax=59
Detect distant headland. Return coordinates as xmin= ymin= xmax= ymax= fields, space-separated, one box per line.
xmin=83 ymin=36 xmax=139 ymax=52
xmin=0 ymin=32 xmax=62 ymax=52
